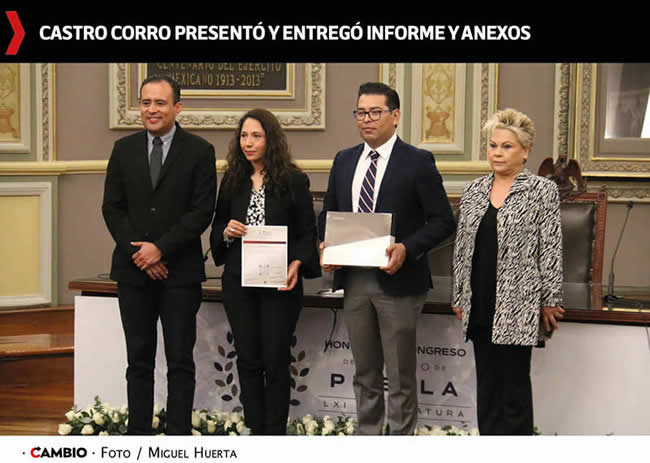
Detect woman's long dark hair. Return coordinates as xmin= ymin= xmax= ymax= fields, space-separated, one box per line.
xmin=221 ymin=108 xmax=298 ymax=194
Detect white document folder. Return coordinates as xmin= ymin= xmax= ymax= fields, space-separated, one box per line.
xmin=322 ymin=211 xmax=394 ymax=267
xmin=241 ymin=225 xmax=288 ymax=288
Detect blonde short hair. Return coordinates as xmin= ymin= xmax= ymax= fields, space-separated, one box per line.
xmin=483 ymin=108 xmax=535 ymax=149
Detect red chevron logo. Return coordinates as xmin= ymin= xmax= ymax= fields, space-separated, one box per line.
xmin=5 ymin=11 xmax=25 ymax=55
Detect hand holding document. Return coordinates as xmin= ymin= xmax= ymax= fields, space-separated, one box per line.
xmin=322 ymin=211 xmax=394 ymax=267
xmin=241 ymin=225 xmax=288 ymax=288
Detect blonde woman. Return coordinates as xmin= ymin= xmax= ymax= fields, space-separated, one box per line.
xmin=451 ymin=108 xmax=565 ymax=435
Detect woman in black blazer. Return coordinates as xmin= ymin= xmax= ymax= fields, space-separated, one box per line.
xmin=210 ymin=108 xmax=320 ymax=435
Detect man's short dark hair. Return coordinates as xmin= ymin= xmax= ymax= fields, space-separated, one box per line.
xmin=358 ymin=82 xmax=400 ymax=111
xmin=140 ymin=75 xmax=181 ymax=104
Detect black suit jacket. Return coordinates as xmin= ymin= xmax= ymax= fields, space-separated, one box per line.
xmin=102 ymin=123 xmax=217 ymax=286
xmin=319 ymin=137 xmax=455 ymax=296
xmin=210 ymin=169 xmax=321 ymax=280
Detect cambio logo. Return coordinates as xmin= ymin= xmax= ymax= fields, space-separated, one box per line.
xmin=30 ymin=447 xmax=87 ymax=458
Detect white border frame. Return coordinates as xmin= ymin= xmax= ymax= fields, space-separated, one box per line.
xmin=0 ymin=182 xmax=52 ymax=307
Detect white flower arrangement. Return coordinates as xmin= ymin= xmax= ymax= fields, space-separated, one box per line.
xmin=287 ymin=415 xmax=358 ymax=436
xmin=58 ymin=397 xmax=251 ymax=436
xmin=206 ymin=420 xmax=216 ymax=434
xmin=414 ymin=424 xmax=479 ymax=436
xmin=191 ymin=411 xmax=201 ymax=429
xmin=59 ymin=396 xmax=485 ymax=436
xmin=58 ymin=397 xmax=128 ymax=435
xmin=92 ymin=413 xmax=105 ymax=426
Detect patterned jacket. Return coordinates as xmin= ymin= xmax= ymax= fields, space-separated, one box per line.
xmin=451 ymin=168 xmax=563 ymax=345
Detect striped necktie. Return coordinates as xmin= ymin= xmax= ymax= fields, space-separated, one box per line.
xmin=358 ymin=150 xmax=380 ymax=213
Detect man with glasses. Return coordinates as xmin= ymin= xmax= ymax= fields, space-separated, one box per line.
xmin=103 ymin=75 xmax=216 ymax=434
xmin=319 ymin=82 xmax=455 ymax=434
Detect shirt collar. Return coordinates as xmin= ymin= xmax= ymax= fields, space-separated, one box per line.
xmin=147 ymin=124 xmax=176 ymax=146
xmin=363 ymin=133 xmax=397 ymax=160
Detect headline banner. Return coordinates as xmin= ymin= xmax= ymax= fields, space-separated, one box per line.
xmin=2 ymin=12 xmax=644 ymax=61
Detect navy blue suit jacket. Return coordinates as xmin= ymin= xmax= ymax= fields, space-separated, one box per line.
xmin=319 ymin=137 xmax=455 ymax=296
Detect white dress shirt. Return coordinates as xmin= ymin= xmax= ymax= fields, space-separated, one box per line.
xmin=351 ymin=133 xmax=397 ymax=213
xmin=146 ymin=124 xmax=176 ymax=165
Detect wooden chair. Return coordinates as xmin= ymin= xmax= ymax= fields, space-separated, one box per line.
xmin=427 ymin=188 xmax=608 ymax=288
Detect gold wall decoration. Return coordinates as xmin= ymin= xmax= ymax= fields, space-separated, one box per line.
xmin=421 ymin=63 xmax=457 ymax=145
xmin=0 ymin=64 xmax=20 ymax=142
xmin=410 ymin=63 xmax=465 ymax=154
xmin=0 ymin=63 xmax=31 ymax=154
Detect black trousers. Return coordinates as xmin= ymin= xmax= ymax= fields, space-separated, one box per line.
xmin=117 ymin=281 xmax=201 ymax=435
xmin=471 ymin=332 xmax=534 ymax=435
xmin=221 ymin=274 xmax=302 ymax=435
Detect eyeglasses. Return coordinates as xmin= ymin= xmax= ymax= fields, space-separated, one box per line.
xmin=352 ymin=109 xmax=393 ymax=121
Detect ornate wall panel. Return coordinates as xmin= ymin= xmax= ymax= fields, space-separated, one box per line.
xmin=381 ymin=63 xmax=498 ymax=176
xmin=0 ymin=64 xmax=30 ymax=154
xmin=554 ymin=63 xmax=650 ymax=202
xmin=0 ymin=181 xmax=53 ymax=308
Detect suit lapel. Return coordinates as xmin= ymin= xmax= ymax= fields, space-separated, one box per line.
xmin=375 ymin=137 xmax=402 ymax=211
xmin=155 ymin=124 xmax=183 ymax=190
xmin=232 ymin=180 xmax=253 ymax=222
xmin=342 ymin=145 xmax=364 ymax=212
xmin=135 ymin=132 xmax=154 ymax=193
xmin=508 ymin=168 xmax=532 ymax=195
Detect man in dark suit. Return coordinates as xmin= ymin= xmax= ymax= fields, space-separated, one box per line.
xmin=319 ymin=82 xmax=455 ymax=434
xmin=102 ymin=75 xmax=216 ymax=435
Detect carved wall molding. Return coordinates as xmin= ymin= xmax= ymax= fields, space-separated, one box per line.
xmin=109 ymin=63 xmax=326 ymax=130
xmin=587 ymin=181 xmax=650 ymax=202
xmin=36 ymin=64 xmax=56 ymax=161
xmin=553 ymin=63 xmax=575 ymax=159
xmin=379 ymin=63 xmax=406 ymax=139
xmin=478 ymin=63 xmax=498 ymax=161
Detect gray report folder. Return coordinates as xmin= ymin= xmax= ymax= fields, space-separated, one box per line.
xmin=322 ymin=211 xmax=394 ymax=267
